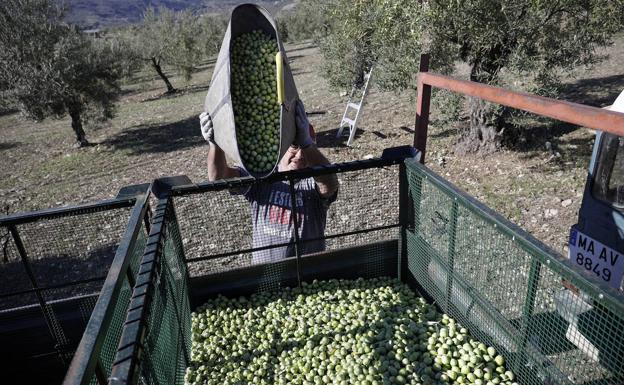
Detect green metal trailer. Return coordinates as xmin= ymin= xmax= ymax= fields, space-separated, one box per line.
xmin=89 ymin=148 xmax=620 ymax=385
xmin=2 ymin=67 xmax=623 ymax=385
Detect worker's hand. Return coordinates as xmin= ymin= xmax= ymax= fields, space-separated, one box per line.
xmin=199 ymin=111 xmax=215 ymax=144
xmin=294 ymin=100 xmax=314 ymax=149
xmin=279 ymin=145 xmax=307 ymax=171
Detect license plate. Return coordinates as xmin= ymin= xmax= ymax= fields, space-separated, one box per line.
xmin=568 ymin=229 xmax=623 ymax=289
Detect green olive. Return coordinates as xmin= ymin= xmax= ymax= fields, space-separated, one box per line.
xmin=230 ymin=30 xmax=280 ymax=173
xmin=186 ymin=278 xmax=516 ymax=385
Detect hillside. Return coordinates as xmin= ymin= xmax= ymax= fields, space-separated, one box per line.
xmin=65 ymin=0 xmax=294 ymax=28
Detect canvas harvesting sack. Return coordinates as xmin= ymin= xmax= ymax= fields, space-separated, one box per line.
xmin=203 ymin=4 xmax=300 ymax=177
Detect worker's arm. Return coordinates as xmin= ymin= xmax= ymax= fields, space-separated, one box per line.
xmin=301 ymin=144 xmax=338 ymax=198
xmin=200 ymin=112 xmax=240 ymax=181
xmin=294 ymin=101 xmax=338 ymax=199
xmin=207 ymin=143 xmax=240 ymax=181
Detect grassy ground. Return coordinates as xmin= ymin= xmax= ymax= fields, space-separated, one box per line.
xmin=1 ymin=38 xmax=623 ymax=256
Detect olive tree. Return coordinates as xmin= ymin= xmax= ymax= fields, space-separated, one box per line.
xmin=129 ymin=7 xmax=203 ymax=93
xmin=315 ymin=0 xmax=424 ymax=91
xmin=103 ymin=28 xmax=144 ymax=82
xmin=199 ymin=14 xmax=229 ymax=59
xmin=0 ymin=0 xmax=122 ymax=147
xmin=276 ymin=1 xmax=326 ymax=43
xmin=428 ymin=0 xmax=624 ymax=152
xmin=317 ymin=0 xmax=623 ymax=153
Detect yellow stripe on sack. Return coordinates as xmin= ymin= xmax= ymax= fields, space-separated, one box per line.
xmin=275 ymin=51 xmax=285 ymax=105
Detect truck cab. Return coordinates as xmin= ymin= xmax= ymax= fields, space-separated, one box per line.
xmin=570 ymin=91 xmax=624 ymax=291
xmin=555 ymin=91 xmax=624 ymax=368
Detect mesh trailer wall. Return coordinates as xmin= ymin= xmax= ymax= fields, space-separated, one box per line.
xmin=173 ymin=150 xmax=410 ymax=299
xmin=403 ymin=158 xmax=624 ymax=385
xmin=107 ymin=147 xmax=416 ymax=385
xmin=63 ymin=191 xmax=151 ymax=385
xmin=0 ymin=196 xmax=142 ymax=385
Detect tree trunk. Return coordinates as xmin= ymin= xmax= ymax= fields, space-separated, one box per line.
xmin=69 ymin=110 xmax=89 ymax=147
xmin=151 ymin=57 xmax=176 ymax=94
xmin=456 ymin=65 xmax=504 ymax=154
xmin=462 ymin=97 xmax=502 ymax=153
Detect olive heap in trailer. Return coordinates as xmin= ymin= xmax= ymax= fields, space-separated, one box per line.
xmin=186 ymin=278 xmax=518 ymax=385
xmin=231 ymin=30 xmax=281 ymax=173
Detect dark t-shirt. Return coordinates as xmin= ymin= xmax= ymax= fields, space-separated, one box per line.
xmin=239 ymin=172 xmax=336 ymax=264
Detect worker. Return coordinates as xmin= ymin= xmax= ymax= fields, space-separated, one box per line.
xmin=199 ymin=101 xmax=339 ymax=264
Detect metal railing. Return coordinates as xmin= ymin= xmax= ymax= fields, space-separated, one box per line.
xmin=413 ymin=54 xmax=624 ymax=163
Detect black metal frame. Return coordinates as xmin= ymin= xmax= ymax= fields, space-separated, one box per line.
xmin=62 ymin=189 xmax=151 ymax=385
xmin=0 ymin=198 xmax=136 ymax=227
xmin=172 ymin=146 xmax=417 ymax=263
xmin=0 ymin=195 xmax=140 ymax=312
xmin=0 ymin=185 xmax=150 ymax=385
xmin=189 ymin=239 xmax=399 ymax=306
xmin=0 ymin=146 xmax=419 ymax=385
xmin=11 ymin=143 xmax=622 ymax=385
xmin=170 ymin=145 xmax=417 ymax=196
xmin=0 ymin=275 xmax=107 ymax=300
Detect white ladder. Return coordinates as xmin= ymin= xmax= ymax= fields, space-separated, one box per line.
xmin=336 ymin=67 xmax=373 ymax=146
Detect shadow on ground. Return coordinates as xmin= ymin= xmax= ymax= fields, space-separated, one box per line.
xmin=559 ymin=73 xmax=624 ymax=107
xmin=316 ymin=127 xmax=366 ymax=148
xmin=285 ymin=43 xmax=317 ymax=54
xmin=102 ymin=115 xmax=203 ymax=155
xmin=494 ymin=72 xmax=623 ymax=156
xmin=0 ymin=242 xmax=118 ymax=309
xmin=141 ymin=84 xmax=210 ymax=103
xmin=316 ymin=128 xmax=349 ymax=148
xmin=0 ymin=108 xmax=18 ymax=117
xmin=291 ymin=70 xmax=313 ymax=76
xmin=0 ymin=142 xmax=21 ymax=151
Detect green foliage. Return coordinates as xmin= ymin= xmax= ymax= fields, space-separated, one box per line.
xmin=0 ymin=0 xmax=121 ymax=144
xmin=276 ymin=15 xmax=289 ymax=42
xmin=316 ymin=0 xmax=624 ymax=150
xmin=173 ymin=10 xmax=203 ymax=82
xmin=101 ymin=27 xmax=144 ymax=84
xmin=276 ymin=2 xmax=326 ymax=43
xmin=315 ymin=0 xmax=423 ymax=91
xmin=108 ymin=10 xmax=224 ymax=88
xmin=427 ymin=0 xmax=624 ymax=151
xmin=428 ymin=1 xmax=624 ymax=86
xmin=200 ymin=14 xmax=229 ymax=59
xmin=431 ymin=89 xmax=465 ymax=128
xmin=126 ymin=7 xmax=203 ymax=86
xmin=138 ymin=7 xmax=177 ymax=63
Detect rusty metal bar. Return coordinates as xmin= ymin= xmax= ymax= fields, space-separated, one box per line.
xmin=418 ymin=72 xmax=624 ymax=137
xmin=414 ymin=54 xmax=431 ymax=164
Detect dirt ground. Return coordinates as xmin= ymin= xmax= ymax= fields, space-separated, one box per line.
xmin=1 ymin=38 xmax=623 ymax=257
